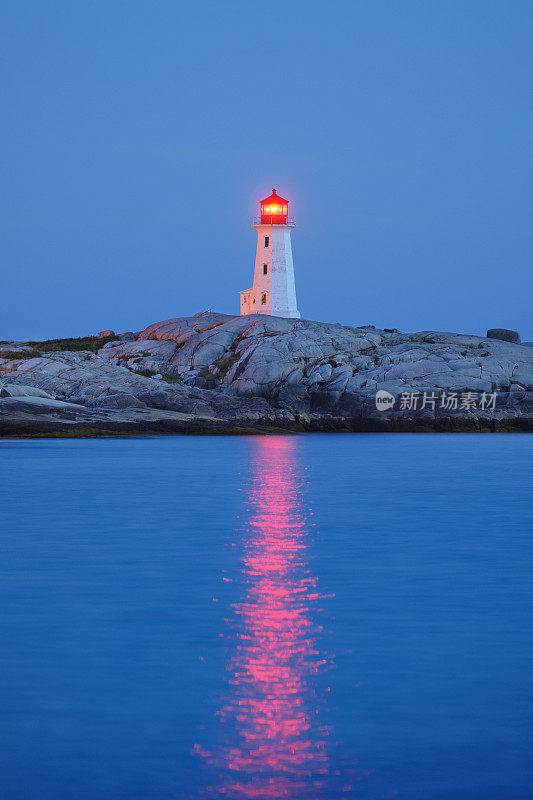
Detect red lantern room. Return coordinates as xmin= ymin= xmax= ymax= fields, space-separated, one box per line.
xmin=260 ymin=189 xmax=289 ymax=224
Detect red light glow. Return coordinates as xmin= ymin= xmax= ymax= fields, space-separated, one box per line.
xmin=196 ymin=437 xmax=335 ymax=798
xmin=260 ymin=190 xmax=289 ymax=224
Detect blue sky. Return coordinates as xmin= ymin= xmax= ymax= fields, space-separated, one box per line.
xmin=1 ymin=1 xmax=532 ymax=340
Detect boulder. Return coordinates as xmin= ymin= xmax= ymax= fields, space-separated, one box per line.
xmin=92 ymin=393 xmax=147 ymax=409
xmin=99 ymin=338 xmax=177 ymax=374
xmin=283 ymin=368 xmax=304 ymax=386
xmin=0 ymin=383 xmax=55 ymax=399
xmin=98 ymin=330 xmax=115 ymax=338
xmin=305 ymin=362 xmax=333 ymax=384
xmin=136 ymin=390 xmax=181 ymax=410
xmin=487 ymin=328 xmax=521 ymax=344
xmin=0 ymin=343 xmax=33 ymax=354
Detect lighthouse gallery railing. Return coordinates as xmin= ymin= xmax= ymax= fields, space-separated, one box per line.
xmin=253 ymin=217 xmax=296 ymax=225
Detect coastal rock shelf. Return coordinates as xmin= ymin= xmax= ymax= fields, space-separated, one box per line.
xmin=1 ymin=312 xmax=532 ymax=435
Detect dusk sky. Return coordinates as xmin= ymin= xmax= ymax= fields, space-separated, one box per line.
xmin=2 ymin=1 xmax=532 ymax=341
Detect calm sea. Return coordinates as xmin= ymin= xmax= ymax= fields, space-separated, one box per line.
xmin=1 ymin=434 xmax=532 ymax=799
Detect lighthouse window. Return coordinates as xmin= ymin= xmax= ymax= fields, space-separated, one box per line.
xmin=263 ymin=264 xmax=268 ymax=275
xmin=264 ymin=236 xmax=269 ymax=247
xmin=261 ymin=293 xmax=267 ymax=305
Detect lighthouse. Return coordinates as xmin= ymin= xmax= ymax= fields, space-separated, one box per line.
xmin=239 ymin=189 xmax=300 ymax=319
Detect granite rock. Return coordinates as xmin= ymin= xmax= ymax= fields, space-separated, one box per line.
xmin=1 ymin=312 xmax=531 ymax=434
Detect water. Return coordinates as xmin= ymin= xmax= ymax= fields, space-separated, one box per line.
xmin=0 ymin=434 xmax=532 ymax=799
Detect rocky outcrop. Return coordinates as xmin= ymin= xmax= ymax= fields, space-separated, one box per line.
xmin=487 ymin=328 xmax=521 ymax=344
xmin=1 ymin=312 xmax=531 ymax=435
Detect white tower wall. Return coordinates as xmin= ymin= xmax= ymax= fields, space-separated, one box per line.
xmin=239 ymin=224 xmax=300 ymax=319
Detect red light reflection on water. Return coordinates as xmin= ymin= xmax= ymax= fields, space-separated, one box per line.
xmin=195 ymin=437 xmax=336 ymax=799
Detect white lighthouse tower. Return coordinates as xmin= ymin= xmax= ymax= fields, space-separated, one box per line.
xmin=239 ymin=189 xmax=300 ymax=318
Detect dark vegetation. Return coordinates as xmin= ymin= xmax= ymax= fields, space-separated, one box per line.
xmin=29 ymin=335 xmax=119 ymax=352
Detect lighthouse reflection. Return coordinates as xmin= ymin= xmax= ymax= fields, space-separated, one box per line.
xmin=203 ymin=437 xmax=335 ymax=798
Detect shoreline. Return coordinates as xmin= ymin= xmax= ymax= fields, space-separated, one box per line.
xmin=1 ymin=416 xmax=530 ymax=438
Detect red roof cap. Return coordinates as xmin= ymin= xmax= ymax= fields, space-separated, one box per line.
xmin=261 ymin=188 xmax=289 ymax=205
